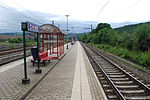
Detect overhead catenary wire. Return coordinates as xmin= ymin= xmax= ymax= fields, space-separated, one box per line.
xmin=0 ymin=20 xmax=20 ymax=26
xmin=10 ymin=0 xmax=43 ymax=24
xmin=108 ymin=0 xmax=142 ymax=22
xmin=0 ymin=1 xmax=43 ymax=32
xmin=117 ymin=0 xmax=142 ymax=16
xmin=0 ymin=1 xmax=42 ymax=25
xmin=95 ymin=0 xmax=110 ymax=20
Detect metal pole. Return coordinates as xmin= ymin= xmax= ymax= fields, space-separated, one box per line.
xmin=36 ymin=33 xmax=42 ymax=73
xmin=65 ymin=15 xmax=69 ymax=49
xmin=52 ymin=20 xmax=54 ymax=25
xmin=37 ymin=33 xmax=40 ymax=69
xmin=22 ymin=30 xmax=30 ymax=84
xmin=23 ymin=31 xmax=27 ymax=78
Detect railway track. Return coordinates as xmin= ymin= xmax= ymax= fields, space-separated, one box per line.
xmin=0 ymin=47 xmax=32 ymax=56
xmin=81 ymin=43 xmax=150 ymax=100
xmin=0 ymin=48 xmax=31 ymax=66
xmin=0 ymin=45 xmax=58 ymax=66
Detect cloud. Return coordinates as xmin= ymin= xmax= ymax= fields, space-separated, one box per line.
xmin=0 ymin=2 xmax=149 ymax=33
xmin=0 ymin=6 xmax=99 ymax=33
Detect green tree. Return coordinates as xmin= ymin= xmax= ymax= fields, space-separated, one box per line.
xmin=135 ymin=24 xmax=150 ymax=51
xmin=94 ymin=23 xmax=112 ymax=33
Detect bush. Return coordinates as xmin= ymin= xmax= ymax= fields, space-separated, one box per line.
xmin=93 ymin=44 xmax=150 ymax=68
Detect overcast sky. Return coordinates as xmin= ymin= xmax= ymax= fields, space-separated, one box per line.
xmin=0 ymin=0 xmax=150 ymax=32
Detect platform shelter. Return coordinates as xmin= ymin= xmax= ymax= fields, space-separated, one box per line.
xmin=39 ymin=24 xmax=66 ymax=59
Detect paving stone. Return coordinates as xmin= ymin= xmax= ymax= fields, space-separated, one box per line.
xmin=0 ymin=44 xmax=72 ymax=100
xmin=0 ymin=42 xmax=107 ymax=100
xmin=80 ymin=44 xmax=106 ymax=100
xmin=24 ymin=43 xmax=77 ymax=100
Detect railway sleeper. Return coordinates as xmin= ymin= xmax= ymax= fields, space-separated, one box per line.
xmin=96 ymin=74 xmax=103 ymax=77
xmin=111 ymin=78 xmax=129 ymax=81
xmin=114 ymin=81 xmax=134 ymax=84
xmin=120 ymin=89 xmax=145 ymax=94
xmin=95 ymin=71 xmax=101 ymax=74
xmin=103 ymin=84 xmax=111 ymax=88
xmin=125 ymin=95 xmax=150 ymax=100
xmin=125 ymin=94 xmax=150 ymax=98
xmin=116 ymin=85 xmax=139 ymax=89
xmin=94 ymin=69 xmax=101 ymax=72
xmin=98 ymin=77 xmax=105 ymax=80
xmin=105 ymin=89 xmax=114 ymax=93
xmin=107 ymin=72 xmax=123 ymax=75
xmin=108 ymin=95 xmax=118 ymax=100
xmin=104 ymin=68 xmax=118 ymax=70
xmin=108 ymin=75 xmax=126 ymax=78
xmin=146 ymin=84 xmax=150 ymax=87
xmin=101 ymin=80 xmax=108 ymax=84
xmin=104 ymin=69 xmax=119 ymax=72
xmin=106 ymin=70 xmax=120 ymax=73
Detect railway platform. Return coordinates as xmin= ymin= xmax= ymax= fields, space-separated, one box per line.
xmin=0 ymin=41 xmax=106 ymax=100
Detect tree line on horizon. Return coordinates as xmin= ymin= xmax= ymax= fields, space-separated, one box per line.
xmin=79 ymin=22 xmax=150 ymax=67
xmin=80 ymin=22 xmax=150 ymax=52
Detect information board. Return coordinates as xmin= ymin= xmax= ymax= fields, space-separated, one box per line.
xmin=27 ymin=22 xmax=39 ymax=32
xmin=22 ymin=22 xmax=39 ymax=32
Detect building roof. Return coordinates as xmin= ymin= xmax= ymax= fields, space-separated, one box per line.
xmin=39 ymin=24 xmax=66 ymax=35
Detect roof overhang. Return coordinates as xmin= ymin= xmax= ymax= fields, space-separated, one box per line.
xmin=39 ymin=24 xmax=66 ymax=35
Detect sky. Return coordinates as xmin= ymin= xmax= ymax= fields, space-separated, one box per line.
xmin=0 ymin=0 xmax=150 ymax=33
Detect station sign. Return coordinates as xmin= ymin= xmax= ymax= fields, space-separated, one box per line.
xmin=22 ymin=22 xmax=39 ymax=32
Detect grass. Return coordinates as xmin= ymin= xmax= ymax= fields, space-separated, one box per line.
xmin=0 ymin=42 xmax=15 ymax=45
xmin=89 ymin=43 xmax=150 ymax=68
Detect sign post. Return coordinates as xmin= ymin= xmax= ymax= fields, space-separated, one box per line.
xmin=21 ymin=22 xmax=41 ymax=84
xmin=36 ymin=32 xmax=42 ymax=73
xmin=21 ymin=22 xmax=30 ymax=84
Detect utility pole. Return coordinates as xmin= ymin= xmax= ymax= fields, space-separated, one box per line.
xmin=65 ymin=15 xmax=69 ymax=49
xmin=91 ymin=24 xmax=93 ymax=32
xmin=52 ymin=20 xmax=54 ymax=25
xmin=58 ymin=24 xmax=60 ymax=28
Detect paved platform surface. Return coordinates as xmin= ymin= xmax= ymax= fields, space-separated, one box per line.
xmin=0 ymin=42 xmax=106 ymax=100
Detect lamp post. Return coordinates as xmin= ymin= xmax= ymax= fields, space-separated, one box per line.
xmin=65 ymin=15 xmax=69 ymax=49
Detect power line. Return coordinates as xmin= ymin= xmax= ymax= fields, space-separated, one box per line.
xmin=0 ymin=1 xmax=42 ymax=25
xmin=118 ymin=0 xmax=142 ymax=15
xmin=0 ymin=20 xmax=19 ymax=26
xmin=10 ymin=0 xmax=43 ymax=24
xmin=110 ymin=0 xmax=142 ymax=21
xmin=95 ymin=0 xmax=110 ymax=19
xmin=0 ymin=25 xmax=19 ymax=29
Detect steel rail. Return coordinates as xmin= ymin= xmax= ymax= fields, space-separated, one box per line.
xmin=82 ymin=43 xmax=125 ymax=100
xmin=82 ymin=43 xmax=150 ymax=100
xmin=87 ymin=43 xmax=150 ymax=93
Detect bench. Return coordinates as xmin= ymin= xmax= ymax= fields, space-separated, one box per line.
xmin=30 ymin=48 xmax=53 ymax=66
